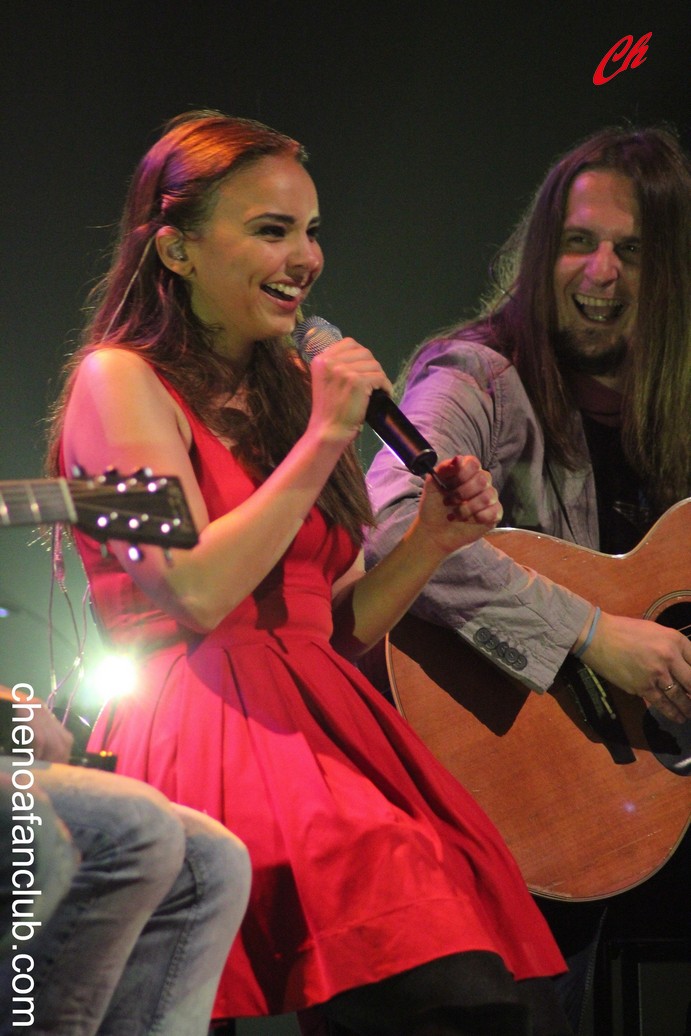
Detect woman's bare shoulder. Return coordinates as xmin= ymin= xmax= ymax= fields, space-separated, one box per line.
xmin=64 ymin=347 xmax=192 ymax=469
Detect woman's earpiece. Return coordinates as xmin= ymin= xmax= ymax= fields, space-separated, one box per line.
xmin=155 ymin=227 xmax=190 ymax=271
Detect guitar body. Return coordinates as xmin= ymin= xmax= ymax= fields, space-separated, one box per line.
xmin=386 ymin=499 xmax=691 ymax=901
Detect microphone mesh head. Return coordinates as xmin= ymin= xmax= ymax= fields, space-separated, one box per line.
xmin=292 ymin=316 xmax=342 ymax=361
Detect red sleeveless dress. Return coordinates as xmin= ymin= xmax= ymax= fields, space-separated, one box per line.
xmin=73 ymin=378 xmax=564 ymax=1018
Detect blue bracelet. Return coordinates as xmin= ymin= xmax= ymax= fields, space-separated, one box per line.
xmin=573 ymin=606 xmax=601 ymax=659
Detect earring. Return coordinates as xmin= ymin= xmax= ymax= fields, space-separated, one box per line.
xmin=173 ymin=246 xmax=187 ymax=262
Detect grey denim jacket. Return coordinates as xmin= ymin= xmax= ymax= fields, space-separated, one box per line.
xmin=365 ymin=336 xmax=597 ymax=692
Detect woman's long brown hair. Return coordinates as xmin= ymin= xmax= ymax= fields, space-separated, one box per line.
xmin=46 ymin=110 xmax=373 ymax=543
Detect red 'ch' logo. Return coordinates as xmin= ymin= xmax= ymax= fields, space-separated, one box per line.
xmin=593 ymin=32 xmax=652 ymax=85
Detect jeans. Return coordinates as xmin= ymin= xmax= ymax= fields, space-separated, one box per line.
xmin=0 ymin=769 xmax=77 ymax=961
xmin=1 ymin=759 xmax=251 ymax=1036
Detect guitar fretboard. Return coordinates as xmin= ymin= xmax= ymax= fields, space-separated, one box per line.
xmin=0 ymin=479 xmax=77 ymax=527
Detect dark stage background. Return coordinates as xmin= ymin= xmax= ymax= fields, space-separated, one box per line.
xmin=1 ymin=4 xmax=689 ymax=1032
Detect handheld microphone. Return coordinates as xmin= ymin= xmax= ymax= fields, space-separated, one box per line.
xmin=293 ymin=316 xmax=439 ymax=480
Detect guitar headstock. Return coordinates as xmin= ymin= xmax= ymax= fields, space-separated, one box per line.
xmin=69 ymin=469 xmax=198 ymax=549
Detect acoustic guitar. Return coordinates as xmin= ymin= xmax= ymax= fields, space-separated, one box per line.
xmin=385 ymin=498 xmax=691 ymax=901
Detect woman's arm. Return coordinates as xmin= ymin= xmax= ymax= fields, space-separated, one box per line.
xmin=62 ymin=343 xmax=389 ymax=632
xmin=331 ymin=455 xmax=502 ymax=657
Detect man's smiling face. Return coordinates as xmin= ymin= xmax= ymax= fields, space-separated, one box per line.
xmin=553 ymin=169 xmax=641 ymax=376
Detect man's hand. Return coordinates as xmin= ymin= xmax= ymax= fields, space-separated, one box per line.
xmin=579 ymin=615 xmax=691 ymax=723
xmin=0 ymin=684 xmax=74 ymax=762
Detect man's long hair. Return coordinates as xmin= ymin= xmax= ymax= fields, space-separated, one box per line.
xmin=447 ymin=126 xmax=691 ymax=513
xmin=46 ymin=110 xmax=373 ymax=542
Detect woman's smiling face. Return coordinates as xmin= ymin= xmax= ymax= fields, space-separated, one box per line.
xmin=181 ymin=154 xmax=323 ymax=362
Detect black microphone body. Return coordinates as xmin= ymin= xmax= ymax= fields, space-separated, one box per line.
xmin=293 ymin=316 xmax=439 ymax=478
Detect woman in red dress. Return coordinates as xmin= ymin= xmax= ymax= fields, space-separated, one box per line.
xmin=47 ymin=111 xmax=570 ymax=1036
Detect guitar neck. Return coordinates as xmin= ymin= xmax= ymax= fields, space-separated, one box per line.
xmin=0 ymin=472 xmax=199 ymax=549
xmin=0 ymin=478 xmax=77 ymax=527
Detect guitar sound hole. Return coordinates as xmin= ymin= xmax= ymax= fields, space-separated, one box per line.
xmin=644 ymin=601 xmax=691 ymax=776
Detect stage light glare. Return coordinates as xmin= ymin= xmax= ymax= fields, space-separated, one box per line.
xmin=87 ymin=653 xmax=138 ymax=704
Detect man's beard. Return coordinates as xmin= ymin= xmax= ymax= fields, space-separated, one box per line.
xmin=553 ymin=329 xmax=629 ymax=377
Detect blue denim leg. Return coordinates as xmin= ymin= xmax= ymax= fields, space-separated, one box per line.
xmin=3 ymin=762 xmax=187 ymax=1035
xmin=98 ymin=803 xmax=251 ymax=1036
xmin=0 ymin=762 xmax=250 ymax=1036
xmin=0 ymin=765 xmax=78 ymax=960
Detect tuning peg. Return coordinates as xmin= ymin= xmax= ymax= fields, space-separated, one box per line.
xmin=71 ymin=464 xmax=87 ymax=478
xmin=133 ymin=466 xmax=154 ymax=480
xmin=102 ymin=468 xmax=122 ymax=484
xmin=127 ymin=545 xmax=143 ymax=562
